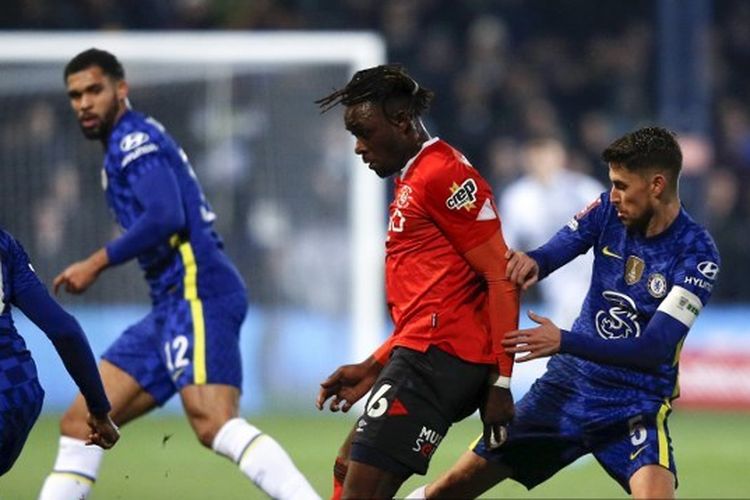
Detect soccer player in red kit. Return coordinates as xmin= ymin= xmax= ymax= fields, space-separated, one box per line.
xmin=315 ymin=65 xmax=519 ymax=499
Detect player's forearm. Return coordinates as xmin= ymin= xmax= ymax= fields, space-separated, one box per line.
xmin=105 ymin=207 xmax=182 ymax=265
xmin=528 ymin=225 xmax=596 ymax=280
xmin=487 ymin=278 xmax=519 ymax=377
xmin=560 ymin=312 xmax=687 ymax=371
xmin=463 ymin=232 xmax=519 ymax=377
xmin=14 ymin=284 xmax=111 ymax=414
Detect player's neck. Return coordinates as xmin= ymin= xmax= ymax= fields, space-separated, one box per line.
xmin=100 ymin=103 xmax=130 ymax=147
xmin=645 ymin=198 xmax=681 ymax=238
xmin=405 ymin=125 xmax=431 ymax=162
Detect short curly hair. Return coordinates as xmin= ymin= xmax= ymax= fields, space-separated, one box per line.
xmin=64 ymin=48 xmax=125 ymax=82
xmin=602 ymin=127 xmax=682 ymax=178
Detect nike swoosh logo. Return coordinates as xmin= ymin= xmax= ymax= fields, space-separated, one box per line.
xmin=171 ymin=367 xmax=186 ymax=382
xmin=602 ymin=246 xmax=623 ymax=259
xmin=630 ymin=444 xmax=649 ymax=460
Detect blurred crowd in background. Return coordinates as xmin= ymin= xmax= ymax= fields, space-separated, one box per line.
xmin=1 ymin=0 xmax=748 ymax=302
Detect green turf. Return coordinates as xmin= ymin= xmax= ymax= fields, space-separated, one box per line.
xmin=2 ymin=410 xmax=748 ymax=499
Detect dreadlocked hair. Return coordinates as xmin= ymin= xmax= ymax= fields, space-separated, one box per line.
xmin=316 ymin=64 xmax=434 ymax=121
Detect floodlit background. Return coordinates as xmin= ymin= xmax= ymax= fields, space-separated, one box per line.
xmin=1 ymin=1 xmax=748 ymax=498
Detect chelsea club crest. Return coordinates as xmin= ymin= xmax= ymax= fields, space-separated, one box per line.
xmin=647 ymin=273 xmax=667 ymax=298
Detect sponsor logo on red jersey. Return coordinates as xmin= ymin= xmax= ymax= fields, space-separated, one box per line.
xmin=446 ymin=178 xmax=477 ymax=211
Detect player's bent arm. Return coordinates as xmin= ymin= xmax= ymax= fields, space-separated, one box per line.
xmin=527 ymin=194 xmax=606 ymax=280
xmin=560 ymin=285 xmax=703 ymax=371
xmin=13 ymin=282 xmax=111 ymax=415
xmin=528 ymin=226 xmax=593 ymax=281
xmin=463 ymin=231 xmax=519 ymax=379
xmin=105 ymin=162 xmax=186 ymax=266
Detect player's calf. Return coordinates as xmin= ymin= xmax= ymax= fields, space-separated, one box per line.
xmin=211 ymin=417 xmax=320 ymax=499
xmin=331 ymin=425 xmax=356 ymax=500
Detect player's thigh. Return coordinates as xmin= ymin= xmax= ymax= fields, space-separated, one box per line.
xmin=428 ymin=450 xmax=512 ymax=499
xmin=163 ymin=292 xmax=246 ymax=394
xmin=100 ymin=309 xmax=181 ymax=411
xmin=593 ymin=401 xmax=677 ymax=495
xmin=351 ymin=347 xmax=488 ymax=477
xmin=629 ymin=464 xmax=675 ymax=499
xmin=0 ymin=380 xmax=44 ymax=476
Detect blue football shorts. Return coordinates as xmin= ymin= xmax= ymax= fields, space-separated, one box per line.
xmin=473 ymin=376 xmax=677 ymax=493
xmin=0 ymin=378 xmax=44 ymax=475
xmin=102 ymin=290 xmax=247 ymax=405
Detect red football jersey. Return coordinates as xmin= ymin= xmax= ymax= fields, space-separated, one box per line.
xmin=373 ymin=138 xmax=515 ymax=372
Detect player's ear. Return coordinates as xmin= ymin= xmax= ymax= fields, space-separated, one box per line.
xmin=651 ymin=172 xmax=667 ymax=197
xmin=391 ymin=109 xmax=411 ymax=133
xmin=116 ymin=79 xmax=129 ymax=102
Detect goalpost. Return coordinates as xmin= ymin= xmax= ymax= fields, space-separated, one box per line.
xmin=0 ymin=32 xmax=386 ymax=397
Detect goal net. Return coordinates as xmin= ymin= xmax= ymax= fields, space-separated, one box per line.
xmin=0 ymin=32 xmax=385 ymax=410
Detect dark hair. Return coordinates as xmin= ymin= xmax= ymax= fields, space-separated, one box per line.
xmin=601 ymin=126 xmax=682 ymax=177
xmin=64 ymin=48 xmax=125 ymax=82
xmin=316 ymin=64 xmax=434 ymax=122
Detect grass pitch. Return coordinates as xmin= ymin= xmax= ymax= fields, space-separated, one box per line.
xmin=2 ymin=410 xmax=748 ymax=499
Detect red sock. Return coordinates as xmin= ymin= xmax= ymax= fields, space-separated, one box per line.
xmin=331 ymin=457 xmax=347 ymax=500
xmin=332 ymin=476 xmax=343 ymax=500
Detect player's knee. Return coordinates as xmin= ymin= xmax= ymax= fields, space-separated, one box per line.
xmin=197 ymin=429 xmax=217 ymax=448
xmin=191 ymin=417 xmax=225 ymax=448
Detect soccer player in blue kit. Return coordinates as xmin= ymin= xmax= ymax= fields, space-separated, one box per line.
xmin=407 ymin=127 xmax=720 ymax=499
xmin=0 ymin=228 xmax=118 ymax=476
xmin=38 ymin=49 xmax=318 ymax=500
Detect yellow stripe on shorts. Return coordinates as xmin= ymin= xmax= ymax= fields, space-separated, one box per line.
xmin=469 ymin=433 xmax=483 ymax=451
xmin=656 ymin=400 xmax=671 ymax=468
xmin=178 ymin=242 xmax=206 ymax=384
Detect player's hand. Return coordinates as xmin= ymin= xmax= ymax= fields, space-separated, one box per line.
xmin=480 ymin=386 xmax=513 ymax=450
xmin=53 ymin=249 xmax=108 ymax=295
xmin=316 ymin=357 xmax=383 ymax=413
xmin=502 ymin=310 xmax=561 ymax=362
xmin=505 ymin=249 xmax=539 ymax=291
xmin=86 ymin=413 xmax=120 ymax=449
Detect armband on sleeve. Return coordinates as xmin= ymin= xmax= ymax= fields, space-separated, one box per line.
xmin=656 ymin=285 xmax=703 ymax=328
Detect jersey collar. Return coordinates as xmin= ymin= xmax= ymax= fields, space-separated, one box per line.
xmin=400 ymin=136 xmax=440 ymax=180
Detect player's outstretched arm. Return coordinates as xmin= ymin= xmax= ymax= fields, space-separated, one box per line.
xmin=11 ymin=239 xmax=117 ymax=447
xmin=502 ymin=310 xmax=562 ymax=362
xmin=53 ymin=247 xmax=109 ymax=295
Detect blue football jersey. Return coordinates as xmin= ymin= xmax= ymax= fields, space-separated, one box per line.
xmin=0 ymin=230 xmax=40 ymax=396
xmin=529 ymin=193 xmax=720 ymax=410
xmin=103 ymin=110 xmax=245 ymax=302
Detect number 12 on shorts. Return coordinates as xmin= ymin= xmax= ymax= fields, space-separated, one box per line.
xmin=164 ymin=335 xmax=190 ymax=376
